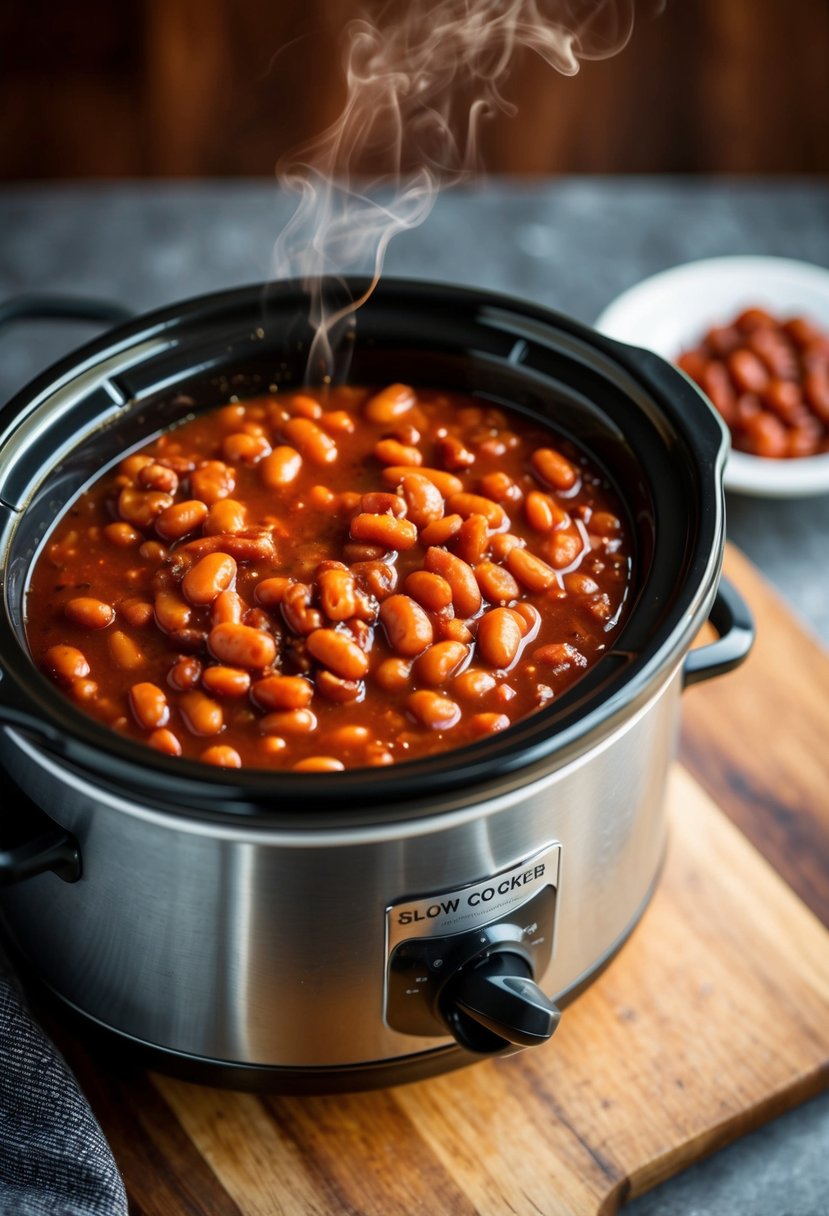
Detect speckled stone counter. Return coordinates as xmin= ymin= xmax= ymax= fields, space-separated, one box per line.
xmin=1 ymin=179 xmax=827 ymax=1214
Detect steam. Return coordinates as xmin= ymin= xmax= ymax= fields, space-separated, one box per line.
xmin=271 ymin=0 xmax=635 ymax=382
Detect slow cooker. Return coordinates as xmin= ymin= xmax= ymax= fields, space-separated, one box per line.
xmin=0 ymin=280 xmax=753 ymax=1091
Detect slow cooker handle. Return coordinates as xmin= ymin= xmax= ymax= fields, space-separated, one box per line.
xmin=0 ymin=773 xmax=81 ymax=886
xmin=0 ymin=294 xmax=134 ymax=331
xmin=683 ymin=576 xmax=755 ymax=687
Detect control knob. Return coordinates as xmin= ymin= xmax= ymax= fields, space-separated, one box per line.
xmin=439 ymin=950 xmax=560 ymax=1054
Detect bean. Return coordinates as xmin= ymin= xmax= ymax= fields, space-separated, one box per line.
xmin=375 ymin=438 xmax=422 ymax=467
xmin=436 ymin=435 xmax=475 ymax=470
xmin=281 ymin=582 xmax=323 ymax=635
xmin=108 ymin=630 xmax=143 ymax=670
xmin=740 ymin=411 xmax=788 ymax=458
xmin=525 ymin=491 xmax=567 ymax=533
xmin=511 ymin=602 xmax=541 ymax=640
xmin=805 ymin=368 xmax=829 ymax=420
xmin=208 ymin=622 xmax=277 ymax=668
xmin=406 ymin=690 xmax=461 ymax=730
xmin=211 ymin=589 xmax=245 ymax=626
xmin=351 ymin=559 xmax=398 ymax=601
xmin=474 ymin=560 xmax=519 ymax=605
xmin=119 ymin=597 xmax=153 ymax=628
xmin=589 ymin=512 xmax=622 ymax=537
xmin=282 ymin=417 xmax=337 ymax=465
xmin=507 ymin=547 xmax=557 ymax=592
xmin=469 ymin=712 xmax=510 ymax=735
xmin=201 ymin=745 xmax=242 ymax=767
xmin=252 ymin=674 xmax=313 ymax=711
xmin=204 ymin=498 xmax=247 ymax=535
xmin=286 ymin=393 xmax=323 ymax=419
xmin=215 ymin=404 xmax=246 ymax=428
xmin=318 ymin=567 xmax=357 ymax=620
xmin=366 ymin=745 xmax=394 ymax=766
xmin=374 ymin=656 xmax=413 ymax=691
xmin=168 ymin=656 xmax=203 ymax=690
xmin=414 ymin=640 xmax=469 ymax=686
xmin=419 ymin=514 xmax=463 ymax=547
xmin=736 ymin=307 xmax=776 ymax=332
xmin=489 ymin=532 xmax=524 ymax=562
xmin=706 ymin=325 xmax=740 ymax=357
xmin=182 ymin=552 xmax=237 ymax=606
xmin=137 ymin=462 xmax=179 ymax=493
xmin=531 ymin=447 xmax=578 ymax=491
xmin=261 ymin=735 xmax=287 ymax=755
xmin=259 ymin=708 xmax=318 ymax=735
xmin=548 ymin=530 xmax=583 ymax=570
xmin=168 ymin=627 xmax=208 ymax=654
xmin=315 ymin=669 xmax=363 ymax=702
xmin=320 ymin=409 xmax=355 ymax=435
xmin=436 ymin=617 xmax=474 ymax=644
xmin=293 ymin=756 xmax=345 ymax=772
xmin=154 ymin=590 xmax=192 ymax=634
xmin=45 ymin=644 xmax=89 ymax=682
xmin=399 ymin=472 xmax=445 ymax=527
xmin=453 ymin=668 xmax=496 ymax=699
xmin=350 ymin=513 xmax=418 ymax=551
xmin=179 ymin=690 xmax=224 ymax=735
xmin=476 ymin=607 xmax=523 ymax=669
xmin=364 ymin=383 xmax=416 ymax=424
xmin=676 ymin=350 xmax=707 ymax=383
xmin=728 ymin=349 xmax=769 ymax=394
xmin=260 ymin=446 xmax=303 ymax=489
xmin=306 ymin=628 xmax=369 ymax=679
xmin=118 ymin=487 xmax=174 ymax=529
xmin=564 ymin=572 xmax=600 ymax=596
xmin=255 ymin=576 xmax=293 ymax=608
xmin=424 ymin=547 xmax=482 ymax=618
xmin=155 ymin=500 xmax=209 ymax=541
xmin=454 ymin=515 xmax=490 ymax=566
xmin=360 ymin=491 xmax=406 ymax=517
xmin=446 ymin=492 xmax=506 ymax=530
xmin=700 ymin=361 xmax=737 ymax=425
xmin=379 ymin=595 xmax=434 ymax=657
xmin=203 ymin=666 xmax=251 ymax=697
xmin=479 ymin=471 xmax=523 ymax=505
xmin=69 ymin=677 xmax=98 ymax=702
xmin=190 ymin=461 xmax=235 ymax=504
xmin=64 ymin=597 xmax=114 ymax=629
xmin=104 ymin=521 xmax=142 ymax=547
xmin=138 ymin=540 xmax=167 ymax=563
xmin=533 ymin=642 xmax=588 ymax=669
xmin=148 ymin=728 xmax=182 ymax=756
xmin=128 ymin=682 xmax=170 ymax=730
xmin=383 ymin=466 xmax=463 ymax=497
xmin=222 ymin=432 xmax=272 ymax=464
xmin=328 ymin=724 xmax=370 ymax=748
xmin=404 ymin=570 xmax=453 ymax=612
xmin=119 ymin=453 xmax=154 ymax=480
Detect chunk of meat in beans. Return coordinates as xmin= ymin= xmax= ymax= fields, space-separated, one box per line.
xmin=26 ymin=385 xmax=632 ymax=770
xmin=676 ymin=307 xmax=829 ymax=458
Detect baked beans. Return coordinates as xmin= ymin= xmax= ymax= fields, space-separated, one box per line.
xmin=27 ymin=385 xmax=633 ymax=771
xmin=677 ymin=307 xmax=829 ymax=458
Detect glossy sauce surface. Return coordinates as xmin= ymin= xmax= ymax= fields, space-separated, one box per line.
xmin=26 ymin=385 xmax=633 ymax=771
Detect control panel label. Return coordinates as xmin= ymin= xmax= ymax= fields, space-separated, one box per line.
xmin=386 ymin=842 xmax=560 ymax=951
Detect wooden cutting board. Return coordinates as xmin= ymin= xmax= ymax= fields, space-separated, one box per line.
xmin=55 ymin=544 xmax=829 ymax=1216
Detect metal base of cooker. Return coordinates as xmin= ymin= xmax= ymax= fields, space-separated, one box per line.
xmin=18 ymin=864 xmax=659 ymax=1094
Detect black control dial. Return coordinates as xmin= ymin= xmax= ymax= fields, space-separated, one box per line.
xmin=439 ymin=950 xmax=561 ymax=1055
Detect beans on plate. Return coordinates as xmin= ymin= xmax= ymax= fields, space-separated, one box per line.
xmin=26 ymin=385 xmax=633 ymax=771
xmin=676 ymin=307 xmax=829 ymax=459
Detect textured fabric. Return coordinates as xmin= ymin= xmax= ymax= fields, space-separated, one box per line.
xmin=0 ymin=956 xmax=127 ymax=1216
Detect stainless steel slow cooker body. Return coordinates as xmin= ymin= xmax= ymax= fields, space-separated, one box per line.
xmin=0 ymin=280 xmax=753 ymax=1090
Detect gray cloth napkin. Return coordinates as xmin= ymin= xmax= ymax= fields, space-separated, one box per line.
xmin=0 ymin=958 xmax=127 ymax=1216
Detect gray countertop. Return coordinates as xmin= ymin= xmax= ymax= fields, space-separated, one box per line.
xmin=1 ymin=179 xmax=827 ymax=1214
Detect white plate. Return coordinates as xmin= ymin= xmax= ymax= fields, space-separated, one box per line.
xmin=595 ymin=256 xmax=829 ymax=497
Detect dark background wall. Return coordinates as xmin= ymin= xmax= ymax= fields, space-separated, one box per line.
xmin=1 ymin=0 xmax=827 ymax=180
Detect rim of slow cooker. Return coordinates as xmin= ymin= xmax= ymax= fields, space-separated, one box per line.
xmin=0 ymin=278 xmax=727 ymax=826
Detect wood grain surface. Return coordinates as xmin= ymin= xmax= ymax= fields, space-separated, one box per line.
xmin=56 ymin=543 xmax=829 ymax=1216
